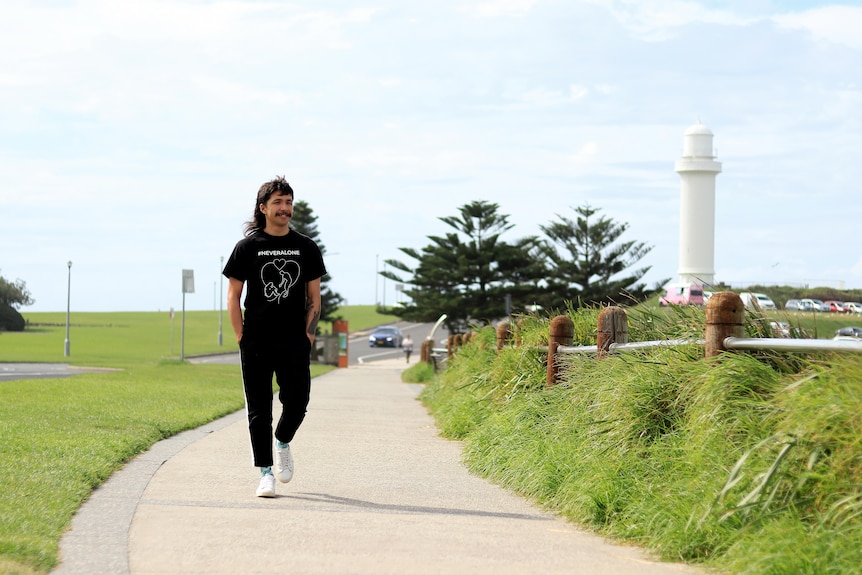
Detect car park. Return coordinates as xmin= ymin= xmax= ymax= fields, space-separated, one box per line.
xmin=368 ymin=326 xmax=405 ymax=347
xmin=739 ymin=292 xmax=777 ymax=310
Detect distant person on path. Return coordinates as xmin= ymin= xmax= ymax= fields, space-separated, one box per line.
xmin=223 ymin=176 xmax=326 ymax=498
xmin=402 ymin=334 xmax=414 ymax=363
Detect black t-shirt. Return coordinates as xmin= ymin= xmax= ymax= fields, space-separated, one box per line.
xmin=223 ymin=230 xmax=326 ymax=345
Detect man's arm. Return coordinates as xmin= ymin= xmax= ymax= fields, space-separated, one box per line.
xmin=227 ymin=277 xmax=245 ymax=344
xmin=305 ymin=277 xmax=322 ymax=344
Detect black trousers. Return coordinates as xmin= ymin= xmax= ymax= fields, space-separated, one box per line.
xmin=239 ymin=338 xmax=311 ymax=468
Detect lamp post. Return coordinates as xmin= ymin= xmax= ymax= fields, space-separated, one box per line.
xmin=64 ymin=261 xmax=72 ymax=357
xmin=218 ymin=256 xmax=224 ymax=346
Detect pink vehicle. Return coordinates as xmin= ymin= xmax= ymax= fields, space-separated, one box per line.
xmin=659 ymin=283 xmax=705 ymax=306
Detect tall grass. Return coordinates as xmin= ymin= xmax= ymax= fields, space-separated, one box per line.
xmin=420 ymin=307 xmax=862 ymax=574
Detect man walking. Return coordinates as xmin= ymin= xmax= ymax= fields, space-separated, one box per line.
xmin=223 ymin=176 xmax=326 ymax=497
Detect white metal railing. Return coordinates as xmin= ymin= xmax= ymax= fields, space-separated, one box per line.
xmin=555 ymin=337 xmax=862 ymax=356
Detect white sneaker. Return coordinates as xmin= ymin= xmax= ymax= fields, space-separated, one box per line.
xmin=275 ymin=443 xmax=294 ymax=483
xmin=256 ymin=473 xmax=276 ymax=498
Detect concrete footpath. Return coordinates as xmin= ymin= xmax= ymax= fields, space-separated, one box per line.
xmin=53 ymin=359 xmax=700 ymax=575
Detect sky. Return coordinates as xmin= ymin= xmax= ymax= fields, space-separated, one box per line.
xmin=1 ymin=0 xmax=861 ymax=313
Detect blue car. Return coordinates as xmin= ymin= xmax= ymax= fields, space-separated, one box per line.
xmin=369 ymin=326 xmax=404 ymax=347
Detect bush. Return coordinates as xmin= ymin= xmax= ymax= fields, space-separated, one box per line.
xmin=0 ymin=303 xmax=25 ymax=332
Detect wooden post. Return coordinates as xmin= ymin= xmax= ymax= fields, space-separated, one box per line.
xmin=496 ymin=321 xmax=511 ymax=350
xmin=597 ymin=306 xmax=628 ymax=358
xmin=420 ymin=338 xmax=431 ymax=363
xmin=546 ymin=315 xmax=574 ymax=388
xmin=705 ymin=292 xmax=745 ymax=358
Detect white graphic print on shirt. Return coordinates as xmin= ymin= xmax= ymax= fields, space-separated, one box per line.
xmin=261 ymin=258 xmax=300 ymax=303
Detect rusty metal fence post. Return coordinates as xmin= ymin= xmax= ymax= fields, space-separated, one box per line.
xmin=705 ymin=291 xmax=745 ymax=357
xmin=547 ymin=315 xmax=574 ymax=387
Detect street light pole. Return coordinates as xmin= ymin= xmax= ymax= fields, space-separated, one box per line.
xmin=64 ymin=261 xmax=72 ymax=357
xmin=218 ymin=256 xmax=224 ymax=346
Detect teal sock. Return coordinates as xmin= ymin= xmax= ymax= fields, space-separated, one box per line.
xmin=260 ymin=466 xmax=273 ymax=477
xmin=276 ymin=440 xmax=289 ymax=449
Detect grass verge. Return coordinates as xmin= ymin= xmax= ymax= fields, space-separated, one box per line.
xmin=0 ymin=309 xmax=350 ymax=573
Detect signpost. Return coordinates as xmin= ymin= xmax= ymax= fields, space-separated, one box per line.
xmin=181 ymin=269 xmax=195 ymax=360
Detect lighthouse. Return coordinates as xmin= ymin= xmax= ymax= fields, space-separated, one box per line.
xmin=674 ymin=123 xmax=722 ymax=287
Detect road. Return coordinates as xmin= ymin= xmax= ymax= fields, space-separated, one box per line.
xmin=351 ymin=320 xmax=449 ymax=365
xmin=0 ymin=363 xmax=119 ymax=380
xmin=184 ymin=320 xmax=450 ymax=368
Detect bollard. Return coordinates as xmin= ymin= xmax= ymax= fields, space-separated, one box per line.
xmin=597 ymin=306 xmax=628 ymax=358
xmin=546 ymin=315 xmax=575 ymax=387
xmin=496 ymin=321 xmax=511 ymax=350
xmin=705 ymin=292 xmax=745 ymax=358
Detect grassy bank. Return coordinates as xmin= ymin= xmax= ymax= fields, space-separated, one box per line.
xmin=420 ymin=305 xmax=862 ymax=575
xmin=0 ymin=306 xmax=393 ymax=574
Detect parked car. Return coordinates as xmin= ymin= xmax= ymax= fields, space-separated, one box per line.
xmin=368 ymin=326 xmax=404 ymax=347
xmin=799 ymin=298 xmax=829 ymax=312
xmin=824 ymin=300 xmax=850 ymax=313
xmin=659 ymin=283 xmax=705 ymax=306
xmin=844 ymin=302 xmax=862 ymax=314
xmin=785 ymin=299 xmax=810 ymax=311
xmin=739 ymin=292 xmax=777 ymax=310
xmin=834 ymin=326 xmax=862 ymax=340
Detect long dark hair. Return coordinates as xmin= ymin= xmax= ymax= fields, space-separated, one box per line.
xmin=242 ymin=176 xmax=294 ymax=236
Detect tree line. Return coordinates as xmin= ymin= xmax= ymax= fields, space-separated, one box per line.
xmin=381 ymin=200 xmax=666 ymax=333
xmin=1 ymin=200 xmax=660 ymax=336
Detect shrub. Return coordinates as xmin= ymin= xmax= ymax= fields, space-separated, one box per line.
xmin=0 ymin=303 xmax=25 ymax=332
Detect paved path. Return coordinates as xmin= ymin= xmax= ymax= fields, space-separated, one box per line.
xmin=53 ymin=359 xmax=700 ymax=575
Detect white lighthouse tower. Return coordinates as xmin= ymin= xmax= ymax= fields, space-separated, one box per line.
xmin=674 ymin=123 xmax=722 ymax=287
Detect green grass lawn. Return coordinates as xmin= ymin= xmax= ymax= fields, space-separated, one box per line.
xmin=0 ymin=305 xmax=395 ymax=574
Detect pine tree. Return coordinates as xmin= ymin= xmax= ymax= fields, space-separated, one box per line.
xmin=382 ymin=201 xmax=545 ymax=332
xmin=290 ymin=201 xmax=344 ymax=327
xmin=538 ymin=204 xmax=662 ymax=308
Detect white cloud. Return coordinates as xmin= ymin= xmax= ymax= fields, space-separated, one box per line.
xmin=569 ymin=84 xmax=590 ymax=100
xmin=583 ymin=0 xmax=751 ymax=40
xmin=773 ymin=5 xmax=862 ymax=50
xmin=459 ymin=0 xmax=540 ymax=18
